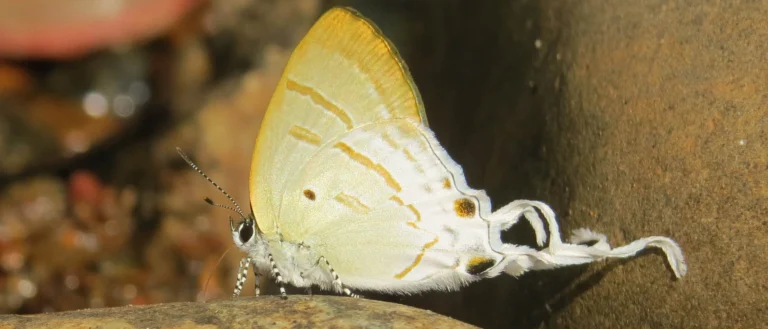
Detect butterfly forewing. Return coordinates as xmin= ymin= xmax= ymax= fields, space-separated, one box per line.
xmin=250 ymin=8 xmax=427 ymax=235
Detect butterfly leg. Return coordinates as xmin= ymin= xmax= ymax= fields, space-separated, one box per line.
xmin=318 ymin=256 xmax=361 ymax=298
xmin=268 ymin=253 xmax=288 ymax=299
xmin=233 ymin=257 xmax=251 ymax=298
xmin=251 ymin=261 xmax=261 ymax=296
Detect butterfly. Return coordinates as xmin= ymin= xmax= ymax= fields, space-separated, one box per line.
xmin=178 ymin=6 xmax=687 ymax=299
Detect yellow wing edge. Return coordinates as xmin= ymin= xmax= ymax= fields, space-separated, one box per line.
xmin=249 ymin=6 xmax=428 ymax=222
xmin=330 ymin=6 xmax=428 ymax=125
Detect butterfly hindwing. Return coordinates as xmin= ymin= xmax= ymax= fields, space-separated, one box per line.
xmin=278 ymin=120 xmax=502 ymax=292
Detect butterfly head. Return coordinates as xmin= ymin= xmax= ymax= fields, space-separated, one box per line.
xmin=230 ymin=214 xmax=259 ymax=249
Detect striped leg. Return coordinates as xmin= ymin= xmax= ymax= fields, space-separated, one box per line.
xmin=319 ymin=256 xmax=361 ymax=298
xmin=251 ymin=262 xmax=261 ymax=296
xmin=268 ymin=253 xmax=287 ymax=299
xmin=233 ymin=257 xmax=250 ymax=298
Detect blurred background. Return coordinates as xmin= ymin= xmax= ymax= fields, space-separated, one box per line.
xmin=0 ymin=0 xmax=557 ymax=327
xmin=1 ymin=1 xmax=765 ymax=329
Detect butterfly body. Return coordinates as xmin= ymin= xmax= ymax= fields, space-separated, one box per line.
xmin=184 ymin=6 xmax=686 ymax=299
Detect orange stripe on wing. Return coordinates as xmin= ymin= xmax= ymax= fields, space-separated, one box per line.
xmin=334 ymin=142 xmax=402 ymax=192
xmin=288 ymin=125 xmax=322 ymax=146
xmin=286 ymin=79 xmax=353 ymax=130
xmin=333 ymin=192 xmax=371 ymax=213
xmin=394 ymin=236 xmax=440 ymax=279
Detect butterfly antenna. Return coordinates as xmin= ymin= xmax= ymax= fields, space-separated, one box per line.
xmin=204 ymin=197 xmax=240 ymax=213
xmin=176 ymin=147 xmax=247 ymax=219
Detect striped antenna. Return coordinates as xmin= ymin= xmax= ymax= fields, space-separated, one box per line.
xmin=205 ymin=197 xmax=241 ymax=215
xmin=176 ymin=147 xmax=247 ymax=219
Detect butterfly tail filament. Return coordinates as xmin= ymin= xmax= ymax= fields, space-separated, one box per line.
xmin=487 ymin=200 xmax=688 ymax=279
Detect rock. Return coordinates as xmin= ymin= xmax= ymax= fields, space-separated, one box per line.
xmin=535 ymin=1 xmax=768 ymax=328
xmin=0 ymin=296 xmax=478 ymax=329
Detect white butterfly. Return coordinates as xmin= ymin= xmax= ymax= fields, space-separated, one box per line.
xmin=179 ymin=7 xmax=687 ymax=299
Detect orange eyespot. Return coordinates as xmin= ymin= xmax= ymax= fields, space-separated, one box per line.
xmin=454 ymin=198 xmax=476 ymax=218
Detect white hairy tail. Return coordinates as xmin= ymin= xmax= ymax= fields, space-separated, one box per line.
xmin=486 ymin=200 xmax=688 ymax=278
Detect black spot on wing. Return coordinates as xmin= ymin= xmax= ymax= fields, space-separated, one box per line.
xmin=466 ymin=257 xmax=497 ymax=276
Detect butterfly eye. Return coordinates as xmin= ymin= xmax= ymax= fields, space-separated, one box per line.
xmin=238 ymin=222 xmax=254 ymax=244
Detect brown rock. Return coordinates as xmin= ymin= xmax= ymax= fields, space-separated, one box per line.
xmin=0 ymin=296 xmax=478 ymax=329
xmin=535 ymin=1 xmax=768 ymax=328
